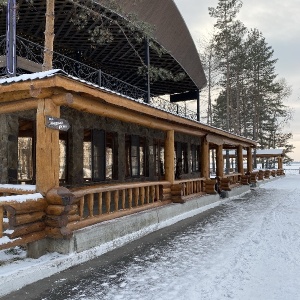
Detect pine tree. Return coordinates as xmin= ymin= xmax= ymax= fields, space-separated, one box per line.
xmin=209 ymin=0 xmax=243 ymax=132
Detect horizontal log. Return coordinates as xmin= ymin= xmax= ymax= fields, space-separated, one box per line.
xmin=6 ymin=221 xmax=45 ymax=239
xmin=71 ymin=181 xmax=168 ymax=198
xmin=45 ymin=215 xmax=68 ymax=227
xmin=68 ymin=205 xmax=79 ymax=215
xmin=46 ymin=204 xmax=77 ymax=216
xmin=170 ymin=184 xmax=183 ymax=191
xmin=4 ymin=199 xmax=47 ymax=216
xmin=162 ymin=193 xmax=171 ymax=200
xmin=221 ymin=178 xmax=231 ymax=183
xmin=162 ymin=188 xmax=171 ymax=194
xmin=46 ymin=187 xmax=77 ymax=205
xmin=171 ymin=190 xmax=184 ymax=197
xmin=0 ymin=231 xmax=46 ymax=251
xmin=172 ymin=197 xmax=185 ymax=204
xmin=45 ymin=226 xmax=73 ymax=239
xmin=9 ymin=211 xmax=46 ymax=227
xmin=67 ymin=214 xmax=81 ymax=223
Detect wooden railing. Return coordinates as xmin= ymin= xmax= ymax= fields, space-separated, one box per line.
xmin=170 ymin=178 xmax=206 ymax=203
xmin=224 ymin=173 xmax=242 ymax=185
xmin=62 ymin=181 xmax=170 ymax=232
xmin=0 ymin=187 xmax=46 ymax=251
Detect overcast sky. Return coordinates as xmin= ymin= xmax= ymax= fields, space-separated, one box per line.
xmin=174 ymin=0 xmax=300 ymax=161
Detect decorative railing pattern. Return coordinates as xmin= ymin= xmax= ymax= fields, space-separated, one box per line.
xmin=0 ymin=35 xmax=198 ymax=121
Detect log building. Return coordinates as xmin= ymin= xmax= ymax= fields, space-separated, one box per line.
xmin=0 ymin=0 xmax=264 ymax=255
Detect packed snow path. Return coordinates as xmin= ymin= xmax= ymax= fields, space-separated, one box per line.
xmin=6 ymin=175 xmax=300 ymax=300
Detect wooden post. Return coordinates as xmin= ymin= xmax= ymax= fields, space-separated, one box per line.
xmin=121 ymin=190 xmax=126 ymax=210
xmin=87 ymin=193 xmax=94 ymax=217
xmin=165 ymin=130 xmax=175 ymax=184
xmin=201 ymin=137 xmax=209 ymax=178
xmin=0 ymin=206 xmax=3 ymax=238
xmin=105 ymin=192 xmax=111 ymax=213
xmin=43 ymin=0 xmax=55 ymax=70
xmin=247 ymin=147 xmax=253 ymax=173
xmin=128 ymin=188 xmax=132 ymax=209
xmin=98 ymin=192 xmax=103 ymax=215
xmin=216 ymin=144 xmax=224 ymax=177
xmin=36 ymin=99 xmax=60 ymax=194
xmin=278 ymin=157 xmax=283 ymax=169
xmin=237 ymin=145 xmax=244 ymax=175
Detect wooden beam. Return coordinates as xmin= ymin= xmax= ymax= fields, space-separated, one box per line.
xmin=36 ymin=99 xmax=60 ymax=194
xmin=165 ymin=130 xmax=175 ymax=184
xmin=216 ymin=144 xmax=224 ymax=178
xmin=1 ymin=75 xmax=256 ymax=146
xmin=206 ymin=134 xmax=223 ymax=146
xmin=0 ymin=99 xmax=38 ymax=114
xmin=247 ymin=147 xmax=253 ymax=173
xmin=64 ymin=93 xmax=204 ymax=136
xmin=237 ymin=145 xmax=244 ymax=175
xmin=278 ymin=157 xmax=283 ymax=169
xmin=201 ymin=137 xmax=209 ymax=178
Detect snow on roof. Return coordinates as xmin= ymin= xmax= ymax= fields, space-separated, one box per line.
xmin=0 ymin=69 xmax=66 ymax=84
xmin=0 ymin=193 xmax=43 ymax=203
xmin=256 ymin=149 xmax=285 ymax=155
xmin=223 ymin=148 xmax=285 ymax=157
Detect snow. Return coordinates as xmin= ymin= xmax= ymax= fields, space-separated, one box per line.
xmin=0 ymin=69 xmax=65 ymax=84
xmin=1 ymin=173 xmax=300 ymax=298
xmin=0 ymin=184 xmax=36 ymax=192
xmin=0 ymin=193 xmax=43 ymax=203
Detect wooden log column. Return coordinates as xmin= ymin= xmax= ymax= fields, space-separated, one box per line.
xmin=36 ymin=99 xmax=60 ymax=194
xmin=237 ymin=145 xmax=244 ymax=175
xmin=278 ymin=157 xmax=283 ymax=169
xmin=165 ymin=130 xmax=175 ymax=184
xmin=216 ymin=144 xmax=224 ymax=178
xmin=247 ymin=147 xmax=253 ymax=173
xmin=201 ymin=137 xmax=209 ymax=178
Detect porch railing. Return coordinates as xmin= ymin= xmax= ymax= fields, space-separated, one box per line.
xmin=0 ymin=35 xmax=197 ymax=121
xmin=66 ymin=181 xmax=170 ymax=232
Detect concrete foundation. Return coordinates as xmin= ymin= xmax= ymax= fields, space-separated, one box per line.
xmin=28 ymin=185 xmax=251 ymax=257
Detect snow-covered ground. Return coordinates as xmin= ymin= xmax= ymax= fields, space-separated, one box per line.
xmin=75 ymin=175 xmax=299 ymax=300
xmin=1 ymin=173 xmax=300 ymax=299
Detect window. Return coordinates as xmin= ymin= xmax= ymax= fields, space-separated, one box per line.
xmin=18 ymin=119 xmax=35 ymax=183
xmin=125 ymin=134 xmax=148 ymax=178
xmin=59 ymin=132 xmax=68 ymax=182
xmin=18 ymin=137 xmax=33 ymax=182
xmin=154 ymin=139 xmax=164 ymax=177
xmin=175 ymin=142 xmax=188 ymax=179
xmin=191 ymin=144 xmax=200 ymax=172
xmin=83 ymin=129 xmax=117 ymax=182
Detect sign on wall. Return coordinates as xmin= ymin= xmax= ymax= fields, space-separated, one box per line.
xmin=45 ymin=116 xmax=70 ymax=131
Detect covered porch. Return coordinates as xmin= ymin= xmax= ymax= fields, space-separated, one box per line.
xmin=0 ymin=70 xmax=261 ymax=254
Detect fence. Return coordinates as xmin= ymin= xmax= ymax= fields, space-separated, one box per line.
xmin=0 ymin=35 xmax=198 ymax=121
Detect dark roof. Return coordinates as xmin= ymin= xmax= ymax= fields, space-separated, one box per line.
xmin=0 ymin=0 xmax=206 ymax=96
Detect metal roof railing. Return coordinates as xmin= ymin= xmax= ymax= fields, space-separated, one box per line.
xmin=0 ymin=35 xmax=198 ymax=122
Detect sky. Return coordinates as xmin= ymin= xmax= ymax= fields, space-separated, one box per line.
xmin=174 ymin=0 xmax=300 ymax=161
